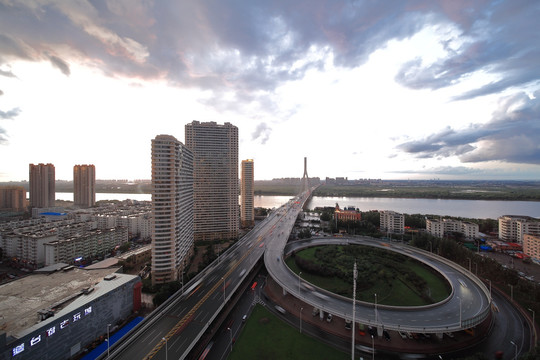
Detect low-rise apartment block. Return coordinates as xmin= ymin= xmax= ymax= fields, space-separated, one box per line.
xmin=380 ymin=210 xmax=404 ymax=234
xmin=426 ymin=218 xmax=479 ymax=240
xmin=498 ymin=215 xmax=540 ymax=243
xmin=523 ymin=234 xmax=540 ymax=261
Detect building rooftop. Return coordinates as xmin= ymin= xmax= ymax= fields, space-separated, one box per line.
xmin=0 ymin=266 xmax=124 ymax=338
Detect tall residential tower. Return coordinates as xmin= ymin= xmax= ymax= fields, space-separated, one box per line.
xmin=151 ymin=135 xmax=194 ymax=285
xmin=0 ymin=186 xmax=26 ymax=212
xmin=241 ymin=159 xmax=254 ymax=227
xmin=185 ymin=121 xmax=239 ymax=241
xmin=29 ymin=163 xmax=55 ymax=208
xmin=73 ymin=164 xmax=96 ymax=208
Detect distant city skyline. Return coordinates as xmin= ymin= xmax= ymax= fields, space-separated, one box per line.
xmin=1 ymin=1 xmax=539 ymax=182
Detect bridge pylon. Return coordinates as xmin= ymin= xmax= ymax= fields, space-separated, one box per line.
xmin=301 ymin=157 xmax=310 ymax=194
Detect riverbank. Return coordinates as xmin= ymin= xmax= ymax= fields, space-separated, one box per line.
xmin=4 ymin=180 xmax=540 ymax=201
xmin=258 ymin=182 xmax=540 ymax=201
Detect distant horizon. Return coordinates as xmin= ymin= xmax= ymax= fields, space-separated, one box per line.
xmin=2 ymin=178 xmax=540 ymax=184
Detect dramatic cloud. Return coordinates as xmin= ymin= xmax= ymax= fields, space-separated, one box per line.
xmin=3 ymin=1 xmax=536 ymax=114
xmin=0 ymin=107 xmax=20 ymax=120
xmin=395 ymin=1 xmax=540 ymax=100
xmin=0 ymin=106 xmax=20 ymax=144
xmin=251 ymin=122 xmax=272 ymax=144
xmin=397 ymin=91 xmax=540 ymax=165
xmin=0 ymin=127 xmax=7 ymax=144
xmin=0 ymin=69 xmax=16 ymax=78
xmin=48 ymin=54 xmax=70 ymax=76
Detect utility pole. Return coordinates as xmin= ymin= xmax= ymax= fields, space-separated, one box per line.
xmin=352 ymin=261 xmax=357 ymax=360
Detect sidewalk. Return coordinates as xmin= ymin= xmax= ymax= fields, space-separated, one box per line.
xmin=264 ymin=277 xmax=491 ymax=356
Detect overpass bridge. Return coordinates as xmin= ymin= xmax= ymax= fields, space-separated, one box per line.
xmin=107 ymin=188 xmax=316 ymax=360
xmin=265 ymin=237 xmax=492 ymax=334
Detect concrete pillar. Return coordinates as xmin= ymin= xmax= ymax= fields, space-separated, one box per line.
xmin=282 ymin=288 xmax=287 ymax=296
xmin=377 ymin=326 xmax=382 ymax=337
xmin=436 ymin=332 xmax=443 ymax=340
xmin=320 ymin=310 xmax=324 ymax=321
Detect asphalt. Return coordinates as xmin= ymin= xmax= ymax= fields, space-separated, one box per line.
xmin=264 ymin=276 xmax=493 ymax=358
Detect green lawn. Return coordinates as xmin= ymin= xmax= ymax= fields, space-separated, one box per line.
xmin=286 ymin=245 xmax=450 ymax=306
xmin=229 ymin=304 xmax=349 ymax=360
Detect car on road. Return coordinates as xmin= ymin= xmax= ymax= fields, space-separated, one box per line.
xmin=326 ymin=313 xmax=333 ymax=323
xmin=275 ymin=305 xmax=286 ymax=314
xmin=242 ymin=314 xmax=247 ymax=322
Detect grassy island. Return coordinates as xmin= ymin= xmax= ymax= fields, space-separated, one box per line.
xmin=286 ymin=244 xmax=451 ymax=306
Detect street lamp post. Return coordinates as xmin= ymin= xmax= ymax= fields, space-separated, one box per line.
xmin=467 ymin=258 xmax=471 ymax=272
xmin=510 ymin=340 xmax=517 ymax=360
xmin=510 ymin=284 xmax=514 ymax=301
xmin=222 ymin=277 xmax=226 ymax=303
xmin=227 ymin=327 xmax=233 ymax=352
xmin=162 ymin=337 xmax=168 ymax=360
xmin=107 ymin=323 xmax=111 ymax=358
xmin=298 ymin=272 xmax=302 ymax=294
xmin=528 ymin=308 xmax=536 ymax=345
xmin=300 ymin=307 xmax=303 ymax=334
xmin=374 ymin=293 xmax=378 ymax=324
xmin=371 ymin=335 xmax=375 ymax=360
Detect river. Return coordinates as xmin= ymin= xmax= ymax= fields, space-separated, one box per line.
xmin=55 ymin=192 xmax=540 ymax=219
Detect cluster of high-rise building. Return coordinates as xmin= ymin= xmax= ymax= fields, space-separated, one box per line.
xmin=150 ymin=121 xmax=254 ymax=284
xmin=0 ymin=163 xmax=96 ymax=212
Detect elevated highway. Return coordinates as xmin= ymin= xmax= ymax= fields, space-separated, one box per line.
xmin=265 ymin=237 xmax=492 ymax=334
xmin=107 ymin=189 xmax=315 ymax=360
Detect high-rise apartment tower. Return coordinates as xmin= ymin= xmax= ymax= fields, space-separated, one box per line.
xmin=29 ymin=163 xmax=55 ymax=208
xmin=73 ymin=164 xmax=96 ymax=208
xmin=185 ymin=121 xmax=239 ymax=241
xmin=241 ymin=159 xmax=255 ymax=227
xmin=151 ymin=135 xmax=194 ymax=285
xmin=0 ymin=186 xmax=26 ymax=211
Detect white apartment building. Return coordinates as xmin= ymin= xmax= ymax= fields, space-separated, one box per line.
xmin=185 ymin=121 xmax=239 ymax=241
xmin=44 ymin=227 xmax=127 ymax=266
xmin=151 ymin=134 xmax=194 ymax=285
xmin=499 ymin=215 xmax=540 ymax=243
xmin=523 ymin=234 xmax=540 ymax=261
xmin=380 ymin=210 xmax=404 ymax=234
xmin=241 ymin=159 xmax=255 ymax=227
xmin=0 ymin=220 xmax=124 ymax=268
xmin=426 ymin=218 xmax=479 ymax=240
xmin=461 ymin=221 xmax=479 ymax=239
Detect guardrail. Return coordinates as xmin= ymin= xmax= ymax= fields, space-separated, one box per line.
xmin=270 ymin=236 xmax=492 ymax=334
xmin=106 ymin=204 xmax=286 ymax=359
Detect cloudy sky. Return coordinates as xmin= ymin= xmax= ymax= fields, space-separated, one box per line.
xmin=1 ymin=0 xmax=539 ymax=182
